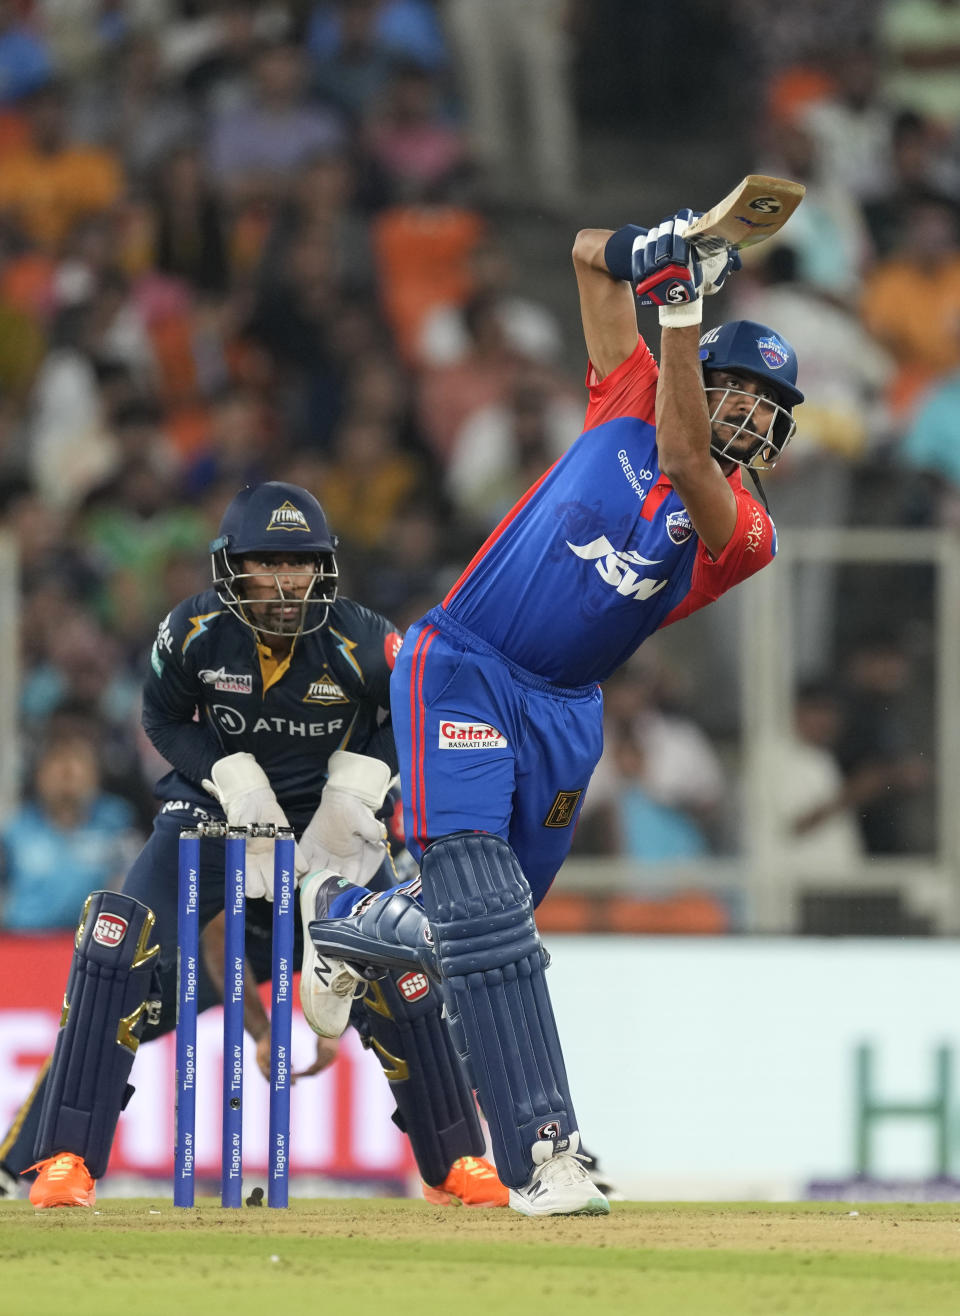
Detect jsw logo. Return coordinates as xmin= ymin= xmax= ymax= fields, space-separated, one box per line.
xmin=567 ymin=536 xmax=668 ymax=601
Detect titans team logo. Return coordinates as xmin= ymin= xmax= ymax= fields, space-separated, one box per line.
xmin=303 ymin=668 xmax=348 ymax=704
xmin=266 ymin=500 xmax=310 ymax=532
xmin=757 ymin=335 xmax=789 ymax=370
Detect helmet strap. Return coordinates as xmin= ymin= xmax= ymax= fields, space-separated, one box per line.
xmin=746 ymin=466 xmax=770 ymax=512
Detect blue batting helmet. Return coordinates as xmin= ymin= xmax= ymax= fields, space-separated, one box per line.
xmin=698 ymin=320 xmax=804 ymax=408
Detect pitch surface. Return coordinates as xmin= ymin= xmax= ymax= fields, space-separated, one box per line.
xmin=5 ymin=1199 xmax=960 ymax=1315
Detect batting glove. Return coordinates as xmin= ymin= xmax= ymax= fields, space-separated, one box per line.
xmin=297 ymin=750 xmax=392 ymax=886
xmin=701 ymin=245 xmax=742 ymax=296
xmin=632 ymin=209 xmax=704 ymax=326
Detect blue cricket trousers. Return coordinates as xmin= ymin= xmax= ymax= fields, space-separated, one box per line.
xmin=390 ymin=608 xmax=603 ymax=907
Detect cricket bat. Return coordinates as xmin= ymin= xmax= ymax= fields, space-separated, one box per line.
xmin=685 ymin=175 xmax=806 ymax=256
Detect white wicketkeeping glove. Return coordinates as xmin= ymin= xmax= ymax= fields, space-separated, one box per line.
xmin=297 ymin=750 xmax=392 ymax=885
xmin=201 ymin=752 xmax=297 ymax=900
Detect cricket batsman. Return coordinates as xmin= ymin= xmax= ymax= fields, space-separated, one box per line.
xmin=299 ymin=209 xmax=805 ymax=1214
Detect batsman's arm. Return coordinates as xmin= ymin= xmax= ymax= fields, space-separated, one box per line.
xmin=571 ymin=228 xmax=641 ymax=381
xmin=656 ymin=325 xmax=737 ymax=559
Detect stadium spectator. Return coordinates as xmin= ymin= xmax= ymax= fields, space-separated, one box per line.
xmin=26 ymin=303 xmax=116 ymax=510
xmin=319 ymin=408 xmax=427 ymax=550
xmin=417 ymin=237 xmax=563 ymax=369
xmin=445 ymin=359 xmax=583 ymax=532
xmin=582 ymin=657 xmax=726 ymax=865
xmin=152 ymin=144 xmax=229 ymax=293
xmin=371 ymin=197 xmax=487 ymax=360
xmin=897 ymin=356 xmax=960 ymax=527
xmin=70 ymin=32 xmax=199 ymax=180
xmin=862 ymin=109 xmax=960 ymax=256
xmin=258 ymin=149 xmax=374 ymax=294
xmin=0 ymin=734 xmax=141 ymax=932
xmin=835 ymin=638 xmax=932 ymax=854
xmin=306 ymin=0 xmax=449 ymax=73
xmin=860 ymin=191 xmax=960 ymax=415
xmin=762 ymin=682 xmax=868 ymax=876
xmin=445 ymin=0 xmax=578 ymax=207
xmin=801 ymin=47 xmax=896 ymax=201
xmin=207 ymin=41 xmax=345 ymax=201
xmin=309 ymin=0 xmax=400 ymax=120
xmin=756 ymin=115 xmax=873 ymax=297
xmin=0 ymin=3 xmax=55 ymax=106
xmin=363 ymin=61 xmax=469 ymax=205
xmin=0 ymin=80 xmax=123 ymax=251
xmin=879 ymin=0 xmax=960 ymax=125
xmin=416 ymin=290 xmax=520 ymax=461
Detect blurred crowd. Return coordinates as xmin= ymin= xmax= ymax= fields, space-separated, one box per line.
xmin=0 ymin=0 xmax=955 ymax=933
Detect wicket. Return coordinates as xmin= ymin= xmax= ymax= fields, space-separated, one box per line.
xmin=174 ymin=821 xmax=296 ymax=1208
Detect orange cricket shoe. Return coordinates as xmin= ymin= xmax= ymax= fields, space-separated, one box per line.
xmin=26 ymin=1153 xmax=96 ymax=1209
xmin=422 ymin=1155 xmax=509 ymax=1208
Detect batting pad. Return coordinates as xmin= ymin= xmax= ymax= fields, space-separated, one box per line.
xmin=420 ymin=832 xmax=578 ymax=1189
xmin=352 ymin=966 xmax=485 ymax=1187
xmin=34 ymin=891 xmax=161 ymax=1179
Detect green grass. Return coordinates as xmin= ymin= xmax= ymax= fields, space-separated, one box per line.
xmin=4 ymin=1199 xmax=960 ymax=1316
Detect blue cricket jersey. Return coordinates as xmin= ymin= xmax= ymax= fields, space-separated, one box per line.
xmin=441 ymin=337 xmax=777 ymax=686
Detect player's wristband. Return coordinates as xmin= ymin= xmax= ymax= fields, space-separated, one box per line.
xmin=603 ymin=224 xmax=646 ymax=283
xmin=658 ymin=298 xmax=704 ymax=327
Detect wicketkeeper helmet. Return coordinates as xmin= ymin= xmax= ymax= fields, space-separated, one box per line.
xmin=210 ymin=482 xmax=338 ymax=636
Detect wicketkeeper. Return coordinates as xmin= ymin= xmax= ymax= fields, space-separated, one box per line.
xmin=0 ymin=481 xmax=506 ymax=1209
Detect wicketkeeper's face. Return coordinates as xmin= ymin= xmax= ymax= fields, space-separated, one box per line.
xmin=236 ymin=553 xmax=320 ymax=633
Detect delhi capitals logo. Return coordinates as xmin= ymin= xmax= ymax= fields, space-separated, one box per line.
xmin=666 ymin=509 xmax=693 ymax=545
xmin=757 ymin=335 xmax=789 ymax=370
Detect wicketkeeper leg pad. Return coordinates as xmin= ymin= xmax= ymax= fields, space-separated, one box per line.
xmin=352 ymin=967 xmax=485 ymax=1187
xmin=420 ymin=832 xmax=578 ymax=1189
xmin=34 ymin=891 xmax=161 ymax=1179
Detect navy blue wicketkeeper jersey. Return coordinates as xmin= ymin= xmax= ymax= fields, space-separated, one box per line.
xmin=142 ymin=588 xmax=403 ymax=831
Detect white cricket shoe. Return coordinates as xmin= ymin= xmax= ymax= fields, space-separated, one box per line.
xmin=508 ymin=1132 xmax=611 ymax=1217
xmin=298 ymin=870 xmax=367 ymax=1038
